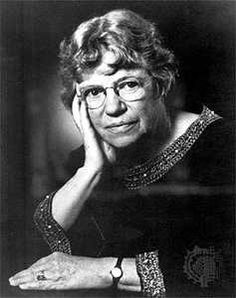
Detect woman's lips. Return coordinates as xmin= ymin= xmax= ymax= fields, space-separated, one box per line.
xmin=106 ymin=121 xmax=138 ymax=133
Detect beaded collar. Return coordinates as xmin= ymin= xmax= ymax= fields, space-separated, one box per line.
xmin=122 ymin=106 xmax=222 ymax=190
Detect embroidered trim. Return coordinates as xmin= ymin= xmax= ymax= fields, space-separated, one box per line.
xmin=136 ymin=250 xmax=166 ymax=297
xmin=33 ymin=106 xmax=221 ymax=256
xmin=123 ymin=106 xmax=222 ymax=190
xmin=33 ymin=192 xmax=72 ymax=254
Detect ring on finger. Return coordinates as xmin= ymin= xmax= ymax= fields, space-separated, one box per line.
xmin=35 ymin=270 xmax=47 ymax=281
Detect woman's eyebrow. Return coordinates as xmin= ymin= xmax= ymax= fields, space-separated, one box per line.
xmin=116 ymin=76 xmax=135 ymax=83
xmin=115 ymin=75 xmax=146 ymax=84
xmin=78 ymin=75 xmax=146 ymax=90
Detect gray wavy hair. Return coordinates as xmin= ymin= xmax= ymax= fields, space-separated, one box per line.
xmin=59 ymin=9 xmax=178 ymax=109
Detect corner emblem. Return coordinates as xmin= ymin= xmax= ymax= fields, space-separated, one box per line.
xmin=183 ymin=245 xmax=221 ymax=287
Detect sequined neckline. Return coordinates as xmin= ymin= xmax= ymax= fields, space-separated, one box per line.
xmin=122 ymin=106 xmax=222 ymax=190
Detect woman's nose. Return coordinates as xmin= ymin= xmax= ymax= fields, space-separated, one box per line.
xmin=104 ymin=88 xmax=127 ymax=116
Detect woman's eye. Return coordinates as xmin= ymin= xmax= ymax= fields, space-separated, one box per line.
xmin=120 ymin=80 xmax=139 ymax=90
xmin=127 ymin=81 xmax=139 ymax=88
xmin=91 ymin=90 xmax=99 ymax=96
xmin=85 ymin=87 xmax=103 ymax=98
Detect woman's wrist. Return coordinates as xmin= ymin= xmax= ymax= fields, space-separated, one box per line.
xmin=77 ymin=163 xmax=103 ymax=180
xmin=118 ymin=258 xmax=141 ymax=291
xmin=51 ymin=165 xmax=103 ymax=231
xmin=98 ymin=257 xmax=141 ymax=291
xmin=97 ymin=257 xmax=115 ymax=287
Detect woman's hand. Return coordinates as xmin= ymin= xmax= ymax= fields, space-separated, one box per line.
xmin=72 ymin=96 xmax=116 ymax=173
xmin=42 ymin=97 xmax=116 ymax=231
xmin=9 ymin=252 xmax=112 ymax=290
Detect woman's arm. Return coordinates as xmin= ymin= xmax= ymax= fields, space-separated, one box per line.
xmin=51 ymin=164 xmax=102 ymax=231
xmin=118 ymin=258 xmax=141 ymax=292
xmin=36 ymin=98 xmax=116 ymax=234
xmin=9 ymin=251 xmax=166 ymax=296
xmin=33 ymin=158 xmax=105 ymax=253
xmin=51 ymin=99 xmax=116 ymax=230
xmin=9 ymin=253 xmax=141 ymax=292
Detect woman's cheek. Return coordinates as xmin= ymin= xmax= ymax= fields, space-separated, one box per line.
xmin=88 ymin=111 xmax=101 ymax=128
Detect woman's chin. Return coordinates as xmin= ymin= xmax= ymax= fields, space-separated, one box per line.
xmin=106 ymin=133 xmax=143 ymax=149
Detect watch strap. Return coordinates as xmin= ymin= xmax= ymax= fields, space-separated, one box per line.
xmin=110 ymin=256 xmax=123 ymax=289
xmin=116 ymin=256 xmax=123 ymax=268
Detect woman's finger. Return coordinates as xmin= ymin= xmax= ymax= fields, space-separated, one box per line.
xmin=79 ymin=100 xmax=98 ymax=148
xmin=9 ymin=267 xmax=59 ymax=286
xmin=19 ymin=281 xmax=54 ymax=290
xmin=19 ymin=281 xmax=46 ymax=290
xmin=79 ymin=100 xmax=92 ymax=132
xmin=9 ymin=268 xmax=34 ymax=286
xmin=18 ymin=279 xmax=69 ymax=290
xmin=9 ymin=262 xmax=52 ymax=286
xmin=72 ymin=95 xmax=83 ymax=134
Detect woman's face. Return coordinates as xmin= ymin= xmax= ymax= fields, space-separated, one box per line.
xmin=77 ymin=51 xmax=168 ymax=148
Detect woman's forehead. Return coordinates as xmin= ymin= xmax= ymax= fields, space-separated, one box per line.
xmin=79 ymin=66 xmax=148 ymax=88
xmin=78 ymin=50 xmax=147 ymax=86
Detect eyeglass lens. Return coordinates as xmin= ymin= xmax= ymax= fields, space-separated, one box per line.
xmin=78 ymin=77 xmax=149 ymax=109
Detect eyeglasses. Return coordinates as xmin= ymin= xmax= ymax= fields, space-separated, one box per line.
xmin=76 ymin=77 xmax=152 ymax=109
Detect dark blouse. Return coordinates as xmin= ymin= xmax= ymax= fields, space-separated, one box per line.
xmin=34 ymin=106 xmax=234 ymax=297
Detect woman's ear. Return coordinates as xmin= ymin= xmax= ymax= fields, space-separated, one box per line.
xmin=153 ymin=79 xmax=164 ymax=101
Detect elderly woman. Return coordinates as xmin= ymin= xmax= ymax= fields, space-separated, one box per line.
xmin=9 ymin=9 xmax=233 ymax=297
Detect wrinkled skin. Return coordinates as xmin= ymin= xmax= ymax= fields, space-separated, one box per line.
xmin=9 ymin=252 xmax=112 ymax=290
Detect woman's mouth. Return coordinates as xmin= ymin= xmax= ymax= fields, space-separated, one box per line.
xmin=106 ymin=121 xmax=138 ymax=133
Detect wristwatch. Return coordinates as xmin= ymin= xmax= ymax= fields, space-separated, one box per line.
xmin=110 ymin=257 xmax=123 ymax=289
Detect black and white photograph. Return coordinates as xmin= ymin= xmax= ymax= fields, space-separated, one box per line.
xmin=0 ymin=1 xmax=235 ymax=297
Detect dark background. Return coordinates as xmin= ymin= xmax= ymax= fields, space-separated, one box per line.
xmin=0 ymin=1 xmax=235 ymax=297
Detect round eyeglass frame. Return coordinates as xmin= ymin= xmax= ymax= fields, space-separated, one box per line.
xmin=76 ymin=77 xmax=153 ymax=109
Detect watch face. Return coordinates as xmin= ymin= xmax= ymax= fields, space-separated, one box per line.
xmin=111 ymin=267 xmax=122 ymax=278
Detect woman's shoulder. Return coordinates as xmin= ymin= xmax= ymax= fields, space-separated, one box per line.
xmin=188 ymin=110 xmax=234 ymax=186
xmin=166 ymin=105 xmax=234 ymax=186
xmin=171 ymin=105 xmax=229 ymax=143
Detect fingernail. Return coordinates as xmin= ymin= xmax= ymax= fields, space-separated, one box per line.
xmin=9 ymin=278 xmax=16 ymax=286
